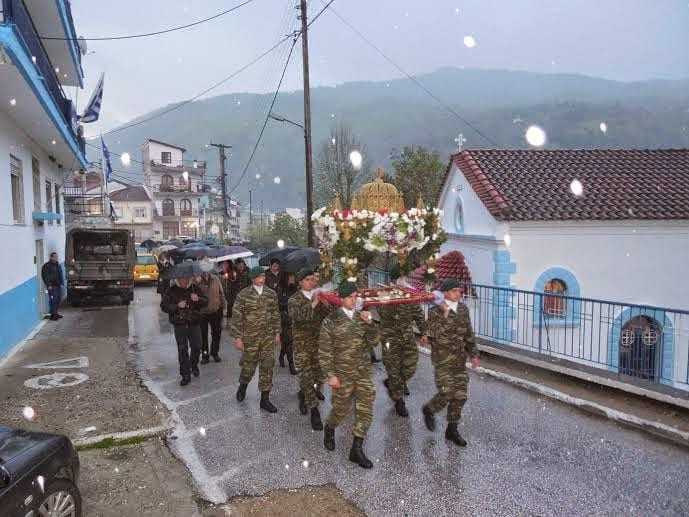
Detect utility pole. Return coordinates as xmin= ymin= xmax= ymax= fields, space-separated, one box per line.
xmin=249 ymin=189 xmax=253 ymax=225
xmin=260 ymin=200 xmax=264 ymax=241
xmin=299 ymin=0 xmax=314 ymax=247
xmin=209 ymin=142 xmax=232 ymax=240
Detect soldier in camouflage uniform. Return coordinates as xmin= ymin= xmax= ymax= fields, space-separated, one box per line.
xmin=422 ymin=278 xmax=480 ymax=446
xmin=288 ymin=268 xmax=331 ymax=430
xmin=230 ymin=266 xmax=282 ymax=413
xmin=379 ymin=265 xmax=428 ymax=417
xmin=319 ymin=280 xmax=379 ymax=469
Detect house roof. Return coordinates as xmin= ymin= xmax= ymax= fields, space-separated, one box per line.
xmin=145 ymin=139 xmax=186 ymax=153
xmin=444 ymin=149 xmax=689 ymax=221
xmin=109 ymin=186 xmax=151 ymax=202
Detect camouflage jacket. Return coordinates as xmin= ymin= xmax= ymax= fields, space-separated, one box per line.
xmin=427 ymin=303 xmax=477 ymax=365
xmin=288 ymin=291 xmax=331 ymax=341
xmin=378 ymin=303 xmax=427 ymax=343
xmin=319 ymin=308 xmax=379 ymax=381
xmin=229 ymin=285 xmax=281 ymax=342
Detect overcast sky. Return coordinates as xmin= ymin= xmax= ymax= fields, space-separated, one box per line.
xmin=70 ymin=0 xmax=689 ymax=134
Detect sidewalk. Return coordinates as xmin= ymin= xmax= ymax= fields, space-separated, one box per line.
xmin=0 ymin=303 xmax=201 ymax=516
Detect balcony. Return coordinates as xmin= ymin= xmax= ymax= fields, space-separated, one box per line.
xmin=158 ymin=208 xmax=199 ymax=218
xmin=0 ymin=0 xmax=86 ymax=165
xmin=149 ymin=159 xmax=206 ymax=173
xmin=152 ymin=183 xmax=205 ymax=194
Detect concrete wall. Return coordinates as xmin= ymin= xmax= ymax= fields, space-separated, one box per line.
xmin=0 ymin=109 xmax=67 ymax=356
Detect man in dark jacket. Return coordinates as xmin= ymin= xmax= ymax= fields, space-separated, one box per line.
xmin=161 ymin=277 xmax=208 ymax=386
xmin=41 ymin=252 xmax=63 ymax=321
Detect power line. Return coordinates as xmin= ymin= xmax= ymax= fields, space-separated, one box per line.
xmin=229 ymin=39 xmax=298 ymax=195
xmin=324 ymin=4 xmax=498 ymax=147
xmin=41 ymin=0 xmax=257 ymax=41
xmin=101 ymin=34 xmax=293 ymax=136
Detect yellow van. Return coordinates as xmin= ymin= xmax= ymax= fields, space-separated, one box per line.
xmin=134 ymin=255 xmax=159 ymax=283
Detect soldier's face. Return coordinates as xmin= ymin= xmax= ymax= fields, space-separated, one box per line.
xmin=270 ymin=263 xmax=280 ymax=274
xmin=300 ymin=275 xmax=317 ymax=290
xmin=444 ymin=288 xmax=461 ymax=302
xmin=253 ymin=274 xmax=266 ymax=287
xmin=341 ymin=294 xmax=357 ymax=310
xmin=178 ymin=278 xmax=190 ymax=289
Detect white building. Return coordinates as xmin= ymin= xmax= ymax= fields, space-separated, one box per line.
xmin=0 ymin=1 xmax=88 ymax=357
xmin=110 ymin=185 xmax=154 ymax=242
xmin=142 ymin=139 xmax=205 ymax=240
xmin=437 ymin=149 xmax=689 ymax=390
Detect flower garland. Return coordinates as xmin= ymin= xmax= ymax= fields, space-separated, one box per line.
xmin=312 ymin=206 xmax=446 ymax=281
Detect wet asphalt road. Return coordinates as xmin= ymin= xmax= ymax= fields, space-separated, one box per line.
xmin=131 ymin=287 xmax=689 ymax=516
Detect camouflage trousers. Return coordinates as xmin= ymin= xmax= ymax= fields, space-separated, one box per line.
xmin=239 ymin=339 xmax=275 ymax=392
xmin=425 ymin=362 xmax=469 ymax=423
xmin=294 ymin=336 xmax=322 ymax=409
xmin=326 ymin=378 xmax=376 ymax=438
xmin=381 ymin=333 xmax=419 ymax=400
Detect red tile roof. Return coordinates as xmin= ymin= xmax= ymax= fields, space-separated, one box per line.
xmin=109 ymin=186 xmax=151 ymax=202
xmin=444 ymin=149 xmax=689 ymax=221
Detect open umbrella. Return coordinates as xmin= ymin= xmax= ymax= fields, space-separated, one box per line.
xmin=259 ymin=246 xmax=301 ymax=267
xmin=153 ymin=244 xmax=179 ymax=255
xmin=140 ymin=239 xmax=159 ymax=250
xmin=168 ymin=261 xmax=203 ymax=279
xmin=166 ymin=239 xmax=185 ymax=248
xmin=169 ymin=244 xmax=211 ymax=261
xmin=282 ymin=248 xmax=321 ymax=273
xmin=208 ymin=245 xmax=254 ymax=263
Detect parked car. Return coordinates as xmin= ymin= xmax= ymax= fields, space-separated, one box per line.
xmin=134 ymin=254 xmax=159 ymax=283
xmin=0 ymin=426 xmax=81 ymax=516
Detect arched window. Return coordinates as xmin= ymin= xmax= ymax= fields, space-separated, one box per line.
xmin=162 ymin=198 xmax=175 ymax=216
xmin=180 ymin=198 xmax=192 ymax=216
xmin=161 ymin=175 xmax=173 ymax=191
xmin=454 ymin=197 xmax=464 ymax=234
xmin=543 ymin=278 xmax=567 ymax=318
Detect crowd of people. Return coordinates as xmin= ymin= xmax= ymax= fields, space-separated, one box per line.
xmin=157 ymin=257 xmax=479 ymax=469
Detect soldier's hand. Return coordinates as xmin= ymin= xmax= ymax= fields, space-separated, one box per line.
xmin=441 ymin=303 xmax=450 ymax=317
xmin=190 ymin=293 xmax=199 ymax=302
xmin=360 ymin=311 xmax=372 ymax=323
xmin=312 ymin=298 xmax=320 ymax=308
xmin=327 ymin=376 xmax=341 ymax=389
xmin=471 ymin=356 xmax=480 ymax=369
xmin=177 ymin=300 xmax=187 ymax=309
xmin=275 ymin=333 xmax=282 ymax=345
xmin=234 ymin=338 xmax=244 ymax=351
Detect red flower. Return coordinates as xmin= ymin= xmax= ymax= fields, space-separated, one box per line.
xmin=377 ymin=208 xmax=389 ymax=216
xmin=341 ymin=209 xmax=352 ymax=219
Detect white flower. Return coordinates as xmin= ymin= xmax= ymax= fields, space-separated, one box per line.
xmin=432 ymin=233 xmax=438 ymax=240
xmin=347 ymin=276 xmax=357 ymax=282
xmin=340 ymin=257 xmax=347 ymax=264
xmin=353 ymin=257 xmax=358 ymax=264
xmin=348 ymin=221 xmax=356 ymax=227
xmin=312 ymin=207 xmax=326 ymax=220
xmin=427 ymin=268 xmax=436 ymax=274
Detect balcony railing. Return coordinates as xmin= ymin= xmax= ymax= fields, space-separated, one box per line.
xmin=150 ymin=159 xmax=206 ymax=170
xmin=159 ymin=208 xmax=198 ymax=218
xmin=152 ymin=183 xmax=205 ymax=194
xmin=1 ymin=0 xmax=85 ymax=156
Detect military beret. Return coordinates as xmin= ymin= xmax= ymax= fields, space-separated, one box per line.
xmin=439 ymin=278 xmax=461 ymax=292
xmin=337 ymin=280 xmax=358 ymax=298
xmin=248 ymin=266 xmax=266 ymax=279
xmin=297 ymin=267 xmax=316 ymax=282
xmin=389 ymin=264 xmax=401 ymax=281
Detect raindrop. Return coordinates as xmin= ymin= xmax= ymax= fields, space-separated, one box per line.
xmin=22 ymin=406 xmax=35 ymax=421
xmin=198 ymin=427 xmax=207 ymax=437
xmin=285 ymin=464 xmax=290 ymax=470
xmin=255 ymin=173 xmax=261 ymax=179
xmin=274 ymin=176 xmax=281 ymax=184
xmin=463 ymin=35 xmax=476 ymax=48
xmin=570 ymin=179 xmax=584 ymax=197
xmin=36 ymin=475 xmax=45 ymax=492
xmin=503 ymin=233 xmax=512 ymax=247
xmin=302 ymin=460 xmax=309 ymax=468
xmin=599 ymin=122 xmax=608 ymax=133
xmin=525 ymin=125 xmax=546 ymax=147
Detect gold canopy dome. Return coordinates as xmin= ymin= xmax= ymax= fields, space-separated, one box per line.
xmin=351 ymin=167 xmax=405 ymax=213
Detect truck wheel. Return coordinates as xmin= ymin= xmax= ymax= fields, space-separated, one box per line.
xmin=70 ymin=296 xmax=81 ymax=307
xmin=121 ymin=296 xmax=131 ymax=306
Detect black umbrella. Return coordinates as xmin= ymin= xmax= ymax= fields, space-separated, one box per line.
xmin=282 ymin=248 xmax=321 ymax=273
xmin=208 ymin=245 xmax=253 ymax=262
xmin=166 ymin=239 xmax=184 ymax=248
xmin=169 ymin=244 xmax=211 ymax=261
xmin=259 ymin=246 xmax=301 ymax=267
xmin=140 ymin=239 xmax=159 ymax=250
xmin=168 ymin=261 xmax=203 ymax=279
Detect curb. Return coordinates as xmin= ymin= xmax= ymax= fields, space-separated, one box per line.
xmin=418 ymin=346 xmax=689 ymax=447
xmin=73 ymin=424 xmax=172 ymax=447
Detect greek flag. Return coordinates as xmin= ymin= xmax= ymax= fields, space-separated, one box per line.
xmin=80 ymin=73 xmax=104 ymax=123
xmin=100 ymin=136 xmax=112 ymax=186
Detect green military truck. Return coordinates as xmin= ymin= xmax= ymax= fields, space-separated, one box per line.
xmin=65 ymin=228 xmax=136 ymax=306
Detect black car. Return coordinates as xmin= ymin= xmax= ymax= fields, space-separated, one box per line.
xmin=0 ymin=426 xmax=81 ymax=516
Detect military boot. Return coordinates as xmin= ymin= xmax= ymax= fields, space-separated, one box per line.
xmin=445 ymin=423 xmax=467 ymax=447
xmin=323 ymin=425 xmax=335 ymax=451
xmin=394 ymin=398 xmax=409 ymax=417
xmin=404 ymin=382 xmax=410 ymax=396
xmin=260 ymin=391 xmax=278 ymax=413
xmin=236 ymin=383 xmax=247 ymax=402
xmin=310 ymin=407 xmax=323 ymax=431
xmin=298 ymin=390 xmax=308 ymax=415
xmin=348 ymin=437 xmax=373 ymax=469
xmin=278 ymin=344 xmax=286 ymax=368
xmin=422 ymin=405 xmax=436 ymax=431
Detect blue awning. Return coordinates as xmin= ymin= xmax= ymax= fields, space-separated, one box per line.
xmin=32 ymin=211 xmax=63 ymax=222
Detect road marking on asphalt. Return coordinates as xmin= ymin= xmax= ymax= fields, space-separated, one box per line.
xmin=24 ymin=372 xmax=89 ymax=390
xmin=24 ymin=356 xmax=89 ymax=369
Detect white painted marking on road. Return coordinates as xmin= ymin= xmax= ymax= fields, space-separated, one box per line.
xmin=72 ymin=424 xmax=172 ymax=446
xmin=24 ymin=372 xmax=89 ymax=390
xmin=24 ymin=356 xmax=89 ymax=369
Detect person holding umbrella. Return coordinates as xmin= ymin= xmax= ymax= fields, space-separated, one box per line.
xmin=198 ymin=264 xmax=226 ymax=364
xmin=228 ymin=258 xmax=250 ymax=320
xmin=230 ymin=266 xmax=282 ymax=413
xmin=161 ymin=263 xmax=208 ymax=386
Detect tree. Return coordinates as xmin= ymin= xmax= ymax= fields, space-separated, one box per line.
xmin=391 ymin=146 xmax=446 ymax=208
xmin=245 ymin=213 xmax=307 ymax=251
xmin=314 ymin=123 xmax=371 ymax=209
